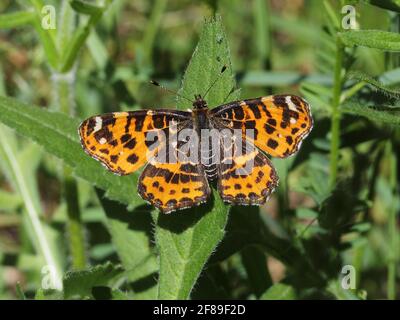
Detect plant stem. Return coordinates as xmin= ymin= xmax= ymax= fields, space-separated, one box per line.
xmin=0 ymin=126 xmax=63 ymax=289
xmin=51 ymin=0 xmax=87 ymax=270
xmin=54 ymin=71 xmax=87 ymax=270
xmin=64 ymin=165 xmax=87 ymax=269
xmin=141 ymin=0 xmax=167 ymax=71
xmin=329 ymin=37 xmax=344 ymax=189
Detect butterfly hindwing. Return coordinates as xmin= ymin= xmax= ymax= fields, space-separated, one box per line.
xmin=216 ymin=130 xmax=279 ymax=205
xmin=138 ymin=160 xmax=211 ymax=214
xmin=210 ymin=95 xmax=313 ymax=158
xmin=79 ymin=110 xmax=190 ymax=175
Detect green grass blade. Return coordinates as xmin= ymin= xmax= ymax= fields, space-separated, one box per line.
xmin=0 ymin=11 xmax=34 ymax=28
xmin=253 ymin=0 xmax=271 ymax=69
xmin=140 ymin=0 xmax=167 ymax=70
xmin=0 ymin=126 xmax=63 ymax=291
xmin=156 ymin=15 xmax=236 ymax=300
xmin=260 ymin=283 xmax=296 ymax=300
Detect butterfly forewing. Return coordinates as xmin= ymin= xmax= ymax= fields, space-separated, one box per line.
xmin=79 ymin=110 xmax=191 ymax=175
xmin=210 ymin=95 xmax=313 ymax=158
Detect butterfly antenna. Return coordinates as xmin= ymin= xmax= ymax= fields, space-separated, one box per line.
xmin=150 ymin=80 xmax=193 ymax=103
xmin=203 ymin=65 xmax=227 ymax=99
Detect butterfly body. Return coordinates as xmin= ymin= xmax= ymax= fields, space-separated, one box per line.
xmin=79 ymin=95 xmax=313 ymax=213
xmin=191 ymin=95 xmax=220 ymax=181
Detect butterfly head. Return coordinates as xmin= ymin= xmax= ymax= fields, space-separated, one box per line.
xmin=193 ymin=94 xmax=208 ymax=110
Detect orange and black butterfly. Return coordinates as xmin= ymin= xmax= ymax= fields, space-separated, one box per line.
xmin=79 ymin=94 xmax=313 ymax=213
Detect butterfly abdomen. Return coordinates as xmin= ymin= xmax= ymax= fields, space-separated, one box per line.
xmin=193 ymin=107 xmax=218 ymax=181
xmin=202 ymin=142 xmax=218 ymax=181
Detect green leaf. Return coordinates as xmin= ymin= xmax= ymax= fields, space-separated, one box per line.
xmin=241 ymin=245 xmax=272 ymax=298
xmin=361 ymin=0 xmax=400 ymax=12
xmin=210 ymin=207 xmax=296 ymax=266
xmin=60 ymin=1 xmax=110 ymax=72
xmin=96 ymin=190 xmax=158 ymax=299
xmin=342 ymin=100 xmax=400 ymax=125
xmin=155 ymin=15 xmax=236 ymax=300
xmin=63 ymin=262 xmax=123 ymax=299
xmin=339 ymin=30 xmax=400 ymax=52
xmin=0 ymin=95 xmax=143 ymax=208
xmin=156 ymin=189 xmax=228 ymax=299
xmin=327 ymin=280 xmax=362 ymax=300
xmin=347 ymin=71 xmax=400 ymax=99
xmin=35 ymin=288 xmax=64 ymax=300
xmin=0 ymin=11 xmax=34 ymax=28
xmin=87 ymin=31 xmax=109 ymax=69
xmin=177 ymin=16 xmax=238 ymax=109
xmin=58 ymin=0 xmax=76 ymax=56
xmin=70 ymin=0 xmax=104 ymax=16
xmin=260 ymin=283 xmax=297 ymax=300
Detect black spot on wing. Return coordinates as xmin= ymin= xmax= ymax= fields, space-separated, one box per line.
xmin=121 ymin=134 xmax=131 ymax=143
xmin=110 ymin=155 xmax=119 ymax=163
xmin=127 ymin=154 xmax=139 ymax=164
xmin=267 ymin=139 xmax=278 ymax=149
xmin=264 ymin=124 xmax=275 ymax=134
xmin=124 ymin=138 xmax=137 ymax=149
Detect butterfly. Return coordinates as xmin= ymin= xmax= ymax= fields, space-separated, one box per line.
xmin=79 ymin=94 xmax=313 ymax=213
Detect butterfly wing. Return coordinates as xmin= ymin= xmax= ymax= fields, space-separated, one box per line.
xmin=138 ymin=125 xmax=211 ymax=213
xmin=79 ymin=110 xmax=191 ymax=175
xmin=215 ymin=128 xmax=278 ymax=205
xmin=138 ymin=161 xmax=211 ymax=213
xmin=210 ymin=95 xmax=313 ymax=158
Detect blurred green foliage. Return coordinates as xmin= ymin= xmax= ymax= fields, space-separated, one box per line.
xmin=0 ymin=0 xmax=399 ymax=300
